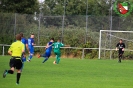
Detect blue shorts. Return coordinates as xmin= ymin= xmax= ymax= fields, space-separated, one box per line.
xmin=29 ymin=48 xmax=34 ymax=54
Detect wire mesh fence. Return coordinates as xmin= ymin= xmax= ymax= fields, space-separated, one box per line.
xmin=0 ymin=13 xmax=133 ymax=59
xmin=1 ymin=13 xmax=133 ymax=45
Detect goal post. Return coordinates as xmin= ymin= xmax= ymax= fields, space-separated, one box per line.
xmin=99 ymin=30 xmax=133 ymax=59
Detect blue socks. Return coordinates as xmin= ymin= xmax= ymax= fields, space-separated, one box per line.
xmin=28 ymin=54 xmax=33 ymax=60
xmin=42 ymin=57 xmax=48 ymax=63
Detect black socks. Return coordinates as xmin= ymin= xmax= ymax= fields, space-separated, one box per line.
xmin=8 ymin=70 xmax=14 ymax=74
xmin=17 ymin=73 xmax=21 ymax=84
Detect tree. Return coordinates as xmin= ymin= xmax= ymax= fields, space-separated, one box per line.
xmin=43 ymin=0 xmax=110 ymax=16
xmin=0 ymin=0 xmax=39 ymax=14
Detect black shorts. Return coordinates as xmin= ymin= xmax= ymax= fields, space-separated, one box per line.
xmin=9 ymin=57 xmax=22 ymax=69
xmin=119 ymin=50 xmax=124 ymax=55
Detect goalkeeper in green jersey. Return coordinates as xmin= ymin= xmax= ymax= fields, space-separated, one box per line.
xmin=52 ymin=39 xmax=69 ymax=64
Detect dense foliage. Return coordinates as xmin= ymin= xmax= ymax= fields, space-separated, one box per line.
xmin=0 ymin=0 xmax=39 ymax=14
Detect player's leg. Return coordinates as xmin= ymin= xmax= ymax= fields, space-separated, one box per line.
xmin=118 ymin=50 xmax=122 ymax=62
xmin=3 ymin=67 xmax=15 ymax=78
xmin=42 ymin=57 xmax=49 ymax=63
xmin=39 ymin=52 xmax=46 ymax=58
xmin=42 ymin=52 xmax=51 ymax=63
xmin=16 ymin=59 xmax=22 ymax=85
xmin=55 ymin=55 xmax=58 ymax=63
xmin=56 ymin=52 xmax=61 ymax=64
xmin=41 ymin=50 xmax=47 ymax=57
xmin=37 ymin=51 xmax=50 ymax=63
xmin=53 ymin=52 xmax=58 ymax=64
xmin=21 ymin=53 xmax=26 ymax=62
xmin=28 ymin=53 xmax=33 ymax=61
xmin=28 ymin=49 xmax=34 ymax=61
xmin=37 ymin=53 xmax=45 ymax=58
xmin=3 ymin=58 xmax=15 ymax=78
xmin=21 ymin=53 xmax=26 ymax=71
xmin=121 ymin=51 xmax=124 ymax=60
xmin=21 ymin=62 xmax=24 ymax=70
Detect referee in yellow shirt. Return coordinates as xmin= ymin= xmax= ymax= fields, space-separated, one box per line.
xmin=3 ymin=34 xmax=25 ymax=85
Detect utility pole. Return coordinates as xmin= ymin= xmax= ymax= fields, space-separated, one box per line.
xmin=38 ymin=0 xmax=43 ymax=45
xmin=109 ymin=0 xmax=113 ymax=59
xmin=61 ymin=0 xmax=66 ymax=42
xmin=85 ymin=0 xmax=88 ymax=44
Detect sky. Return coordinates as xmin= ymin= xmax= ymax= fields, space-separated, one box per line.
xmin=38 ymin=0 xmax=44 ymax=3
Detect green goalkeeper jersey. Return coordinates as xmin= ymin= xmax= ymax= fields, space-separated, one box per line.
xmin=52 ymin=42 xmax=64 ymax=52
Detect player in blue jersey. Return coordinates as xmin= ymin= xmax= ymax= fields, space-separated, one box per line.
xmin=27 ymin=34 xmax=36 ymax=62
xmin=20 ymin=33 xmax=29 ymax=71
xmin=37 ymin=38 xmax=54 ymax=63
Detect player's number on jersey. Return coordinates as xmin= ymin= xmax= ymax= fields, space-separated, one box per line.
xmin=28 ymin=39 xmax=31 ymax=45
xmin=55 ymin=44 xmax=59 ymax=48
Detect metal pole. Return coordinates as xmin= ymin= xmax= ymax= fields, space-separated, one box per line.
xmin=14 ymin=13 xmax=16 ymax=37
xmin=109 ymin=0 xmax=113 ymax=59
xmin=98 ymin=30 xmax=102 ymax=59
xmin=2 ymin=45 xmax=4 ymax=56
xmin=85 ymin=0 xmax=88 ymax=44
xmin=38 ymin=14 xmax=40 ymax=45
xmin=82 ymin=48 xmax=85 ymax=59
xmin=61 ymin=0 xmax=66 ymax=42
xmin=38 ymin=1 xmax=43 ymax=45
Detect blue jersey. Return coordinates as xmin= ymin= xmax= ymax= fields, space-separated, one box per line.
xmin=21 ymin=38 xmax=28 ymax=51
xmin=43 ymin=42 xmax=53 ymax=57
xmin=45 ymin=42 xmax=53 ymax=53
xmin=28 ymin=38 xmax=34 ymax=49
xmin=28 ymin=38 xmax=34 ymax=54
xmin=21 ymin=38 xmax=27 ymax=45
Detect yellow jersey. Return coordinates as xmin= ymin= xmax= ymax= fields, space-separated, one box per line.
xmin=8 ymin=41 xmax=24 ymax=57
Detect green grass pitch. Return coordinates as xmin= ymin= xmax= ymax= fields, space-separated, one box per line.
xmin=0 ymin=56 xmax=133 ymax=88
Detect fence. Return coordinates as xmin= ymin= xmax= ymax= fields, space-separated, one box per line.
xmin=0 ymin=13 xmax=133 ymax=59
xmin=1 ymin=13 xmax=133 ymax=45
xmin=0 ymin=44 xmax=99 ymax=59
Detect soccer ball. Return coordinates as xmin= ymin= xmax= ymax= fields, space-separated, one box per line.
xmin=53 ymin=61 xmax=56 ymax=64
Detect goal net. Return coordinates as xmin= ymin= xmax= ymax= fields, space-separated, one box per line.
xmin=99 ymin=30 xmax=133 ymax=59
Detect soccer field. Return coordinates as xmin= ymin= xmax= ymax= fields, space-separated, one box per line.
xmin=0 ymin=56 xmax=133 ymax=88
